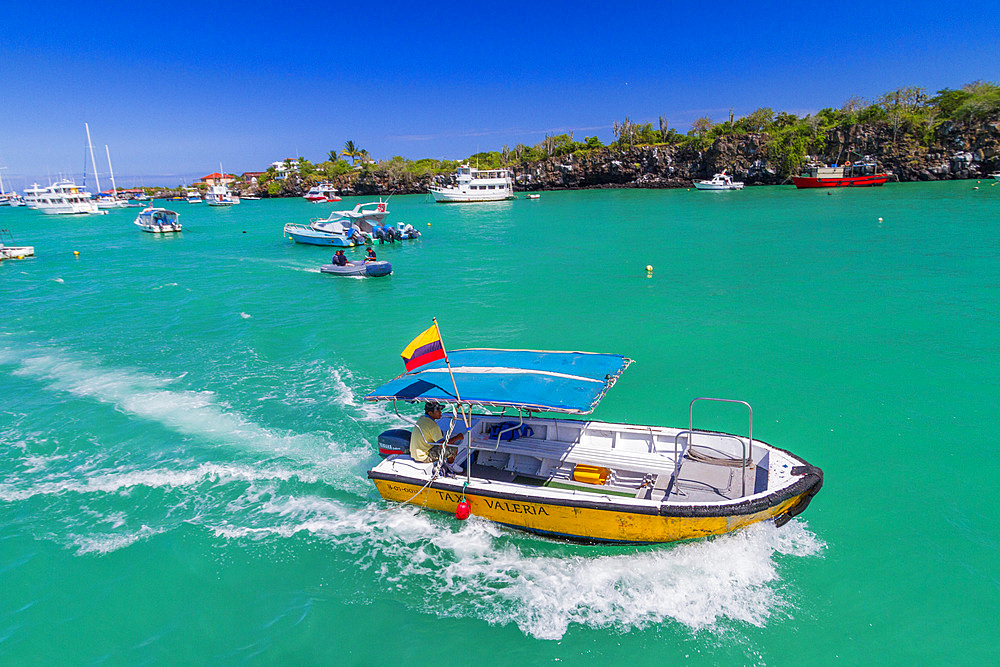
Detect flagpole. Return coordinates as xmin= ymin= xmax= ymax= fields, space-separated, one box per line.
xmin=433 ymin=317 xmax=470 ymax=428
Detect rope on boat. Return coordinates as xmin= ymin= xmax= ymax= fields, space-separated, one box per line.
xmin=685 ymin=448 xmax=755 ymax=468
xmin=385 ymin=467 xmax=440 ymax=510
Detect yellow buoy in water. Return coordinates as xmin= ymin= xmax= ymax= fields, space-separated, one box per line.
xmin=427 ymin=223 xmax=431 ymax=226
xmin=646 ymin=264 xmax=653 ymax=273
xmin=73 ymin=251 xmax=80 ymax=256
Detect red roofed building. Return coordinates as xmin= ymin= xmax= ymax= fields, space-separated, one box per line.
xmin=200 ymin=172 xmax=235 ymax=186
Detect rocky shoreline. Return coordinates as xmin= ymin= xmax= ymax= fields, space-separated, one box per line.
xmin=224 ymin=118 xmax=1000 ymax=198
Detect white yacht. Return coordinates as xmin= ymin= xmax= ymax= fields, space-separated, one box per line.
xmin=429 ymin=164 xmax=514 ymax=202
xmin=23 ymin=180 xmax=104 ymax=215
xmin=185 ymin=189 xmax=203 ymax=203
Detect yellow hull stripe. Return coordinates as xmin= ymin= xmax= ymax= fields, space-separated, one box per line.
xmin=373 ymin=479 xmax=805 ymax=543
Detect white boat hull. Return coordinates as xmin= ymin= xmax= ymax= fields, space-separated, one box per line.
xmin=430 ymin=188 xmax=514 ymax=202
xmin=0 ymin=245 xmax=34 ymax=259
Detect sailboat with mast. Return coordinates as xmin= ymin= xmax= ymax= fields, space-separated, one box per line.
xmin=0 ymin=167 xmax=25 ymax=206
xmin=102 ymin=144 xmax=131 ymax=207
xmin=85 ymin=124 xmax=127 ymax=209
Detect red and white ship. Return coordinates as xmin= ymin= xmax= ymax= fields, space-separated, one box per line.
xmin=791 ymin=156 xmax=888 ymax=188
xmin=304 ymin=183 xmax=341 ymax=202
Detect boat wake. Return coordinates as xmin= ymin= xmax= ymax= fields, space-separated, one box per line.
xmin=207 ymin=493 xmax=825 ymax=640
xmin=0 ymin=342 xmax=825 ymax=640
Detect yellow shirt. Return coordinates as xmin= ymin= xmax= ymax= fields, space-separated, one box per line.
xmin=409 ymin=414 xmax=443 ymax=462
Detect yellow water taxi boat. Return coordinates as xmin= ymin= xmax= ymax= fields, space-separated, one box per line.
xmin=366 ymin=348 xmax=822 ymax=544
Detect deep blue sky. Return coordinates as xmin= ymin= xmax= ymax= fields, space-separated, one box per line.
xmin=2 ymin=0 xmax=997 ymax=188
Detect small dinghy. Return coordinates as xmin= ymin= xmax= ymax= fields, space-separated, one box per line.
xmin=320 ymin=260 xmax=392 ymax=277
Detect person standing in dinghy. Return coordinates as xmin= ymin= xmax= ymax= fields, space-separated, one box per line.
xmin=410 ymin=401 xmax=464 ymax=474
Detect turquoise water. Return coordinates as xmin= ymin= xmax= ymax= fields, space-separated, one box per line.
xmin=1 ymin=182 xmax=997 ymax=663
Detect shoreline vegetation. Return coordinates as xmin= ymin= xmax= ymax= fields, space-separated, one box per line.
xmin=166 ymin=82 xmax=998 ymax=198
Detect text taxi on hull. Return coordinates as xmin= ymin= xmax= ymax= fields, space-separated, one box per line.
xmin=365 ymin=321 xmax=823 ymax=544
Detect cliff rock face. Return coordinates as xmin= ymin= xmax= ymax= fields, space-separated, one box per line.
xmin=513 ymin=120 xmax=999 ymax=190
xmin=252 ymin=118 xmax=1000 ymax=196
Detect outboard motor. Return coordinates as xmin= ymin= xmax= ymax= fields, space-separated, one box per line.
xmin=377 ymin=428 xmax=412 ymax=457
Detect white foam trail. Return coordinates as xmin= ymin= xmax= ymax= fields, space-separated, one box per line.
xmin=0 ymin=346 xmax=372 ymax=493
xmin=0 ymin=462 xmax=322 ymax=502
xmin=71 ymin=525 xmax=164 ymax=555
xmin=211 ymin=492 xmax=825 ymax=640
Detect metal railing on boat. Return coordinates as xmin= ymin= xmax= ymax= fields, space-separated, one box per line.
xmin=672 ymin=398 xmax=753 ymax=497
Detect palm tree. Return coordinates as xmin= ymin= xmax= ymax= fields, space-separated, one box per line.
xmin=342 ymin=140 xmax=360 ymax=165
xmin=327 ymin=150 xmax=339 ymax=162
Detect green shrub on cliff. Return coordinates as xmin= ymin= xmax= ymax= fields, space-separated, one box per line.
xmin=932 ymin=81 xmax=1000 ymax=121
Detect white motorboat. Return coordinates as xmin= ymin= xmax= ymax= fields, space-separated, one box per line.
xmin=134 ymin=207 xmax=181 ymax=233
xmin=304 ymin=183 xmax=341 ymax=202
xmin=285 ymin=200 xmax=420 ymax=247
xmin=693 ymin=171 xmax=745 ymax=190
xmin=185 ymin=189 xmax=202 ymax=203
xmin=23 ymin=180 xmax=104 ymax=214
xmin=430 ymin=164 xmax=515 ymax=202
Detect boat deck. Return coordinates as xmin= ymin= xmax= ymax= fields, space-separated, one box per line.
xmin=461 ymin=433 xmax=764 ymax=504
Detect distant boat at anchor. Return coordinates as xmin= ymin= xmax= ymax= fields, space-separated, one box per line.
xmin=429 ymin=164 xmax=515 ymax=202
xmin=791 ymin=155 xmax=888 ymax=188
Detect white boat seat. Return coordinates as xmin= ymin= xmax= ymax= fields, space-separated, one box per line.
xmin=469 ymin=435 xmax=684 ymax=478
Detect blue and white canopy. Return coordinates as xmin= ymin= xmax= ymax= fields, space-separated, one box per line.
xmin=365 ymin=349 xmax=632 ymax=414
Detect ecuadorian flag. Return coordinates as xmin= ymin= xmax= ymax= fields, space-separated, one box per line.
xmin=401 ymin=324 xmax=446 ymax=371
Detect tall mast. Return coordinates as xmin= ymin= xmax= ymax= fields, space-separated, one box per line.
xmin=105 ymin=145 xmax=118 ymax=198
xmin=84 ymin=123 xmax=102 ymax=194
xmin=0 ymin=166 xmax=6 ymax=195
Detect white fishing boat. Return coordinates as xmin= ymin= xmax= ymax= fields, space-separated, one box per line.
xmin=23 ymin=180 xmax=103 ymax=215
xmin=0 ymin=229 xmax=33 ymax=258
xmin=204 ymin=164 xmax=239 ymax=206
xmin=430 ymin=164 xmax=515 ymax=202
xmin=133 ymin=207 xmax=181 ymax=233
xmin=693 ymin=171 xmax=745 ymax=190
xmin=185 ymin=189 xmax=202 ymax=203
xmin=205 ymin=183 xmax=238 ymax=206
xmin=0 ymin=244 xmax=34 ymax=259
xmin=365 ymin=327 xmax=823 ymax=544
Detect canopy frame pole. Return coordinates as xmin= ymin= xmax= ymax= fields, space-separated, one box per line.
xmin=433 ymin=317 xmax=470 ymax=429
